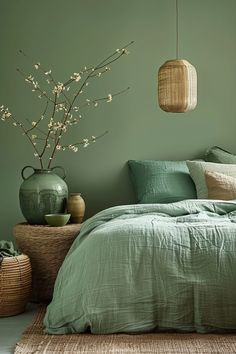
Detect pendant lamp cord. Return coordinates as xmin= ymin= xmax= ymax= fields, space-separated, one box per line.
xmin=176 ymin=0 xmax=179 ymax=59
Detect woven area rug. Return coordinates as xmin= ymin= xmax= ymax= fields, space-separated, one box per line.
xmin=14 ymin=306 xmax=236 ymax=354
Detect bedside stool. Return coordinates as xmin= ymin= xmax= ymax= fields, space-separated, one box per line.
xmin=13 ymin=223 xmax=81 ymax=303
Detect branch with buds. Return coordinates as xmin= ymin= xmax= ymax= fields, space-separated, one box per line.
xmin=1 ymin=41 xmax=133 ymax=169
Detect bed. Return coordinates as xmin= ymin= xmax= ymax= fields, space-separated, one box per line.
xmin=44 ymin=151 xmax=236 ymax=335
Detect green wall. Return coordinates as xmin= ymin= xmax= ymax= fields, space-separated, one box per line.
xmin=1 ymin=0 xmax=236 ymax=240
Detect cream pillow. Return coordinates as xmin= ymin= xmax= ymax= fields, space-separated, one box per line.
xmin=205 ymin=171 xmax=236 ymax=200
xmin=186 ymin=160 xmax=236 ymax=198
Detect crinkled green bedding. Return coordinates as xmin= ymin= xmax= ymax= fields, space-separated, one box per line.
xmin=44 ymin=200 xmax=236 ymax=334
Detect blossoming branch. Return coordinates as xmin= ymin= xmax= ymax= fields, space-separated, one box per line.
xmin=1 ymin=41 xmax=133 ymax=169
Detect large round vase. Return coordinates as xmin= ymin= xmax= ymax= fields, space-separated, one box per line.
xmin=19 ymin=166 xmax=68 ymax=225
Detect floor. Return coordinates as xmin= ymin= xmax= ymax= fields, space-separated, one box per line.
xmin=0 ymin=303 xmax=37 ymax=354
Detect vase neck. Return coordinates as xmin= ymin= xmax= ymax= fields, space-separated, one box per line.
xmin=34 ymin=169 xmax=52 ymax=174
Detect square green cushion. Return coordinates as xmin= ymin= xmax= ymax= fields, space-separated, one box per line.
xmin=186 ymin=160 xmax=236 ymax=199
xmin=205 ymin=146 xmax=236 ymax=164
xmin=128 ymin=160 xmax=197 ymax=204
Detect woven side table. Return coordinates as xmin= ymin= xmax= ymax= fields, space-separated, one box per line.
xmin=13 ymin=223 xmax=81 ymax=303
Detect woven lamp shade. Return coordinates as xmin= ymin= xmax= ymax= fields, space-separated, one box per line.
xmin=158 ymin=59 xmax=197 ymax=113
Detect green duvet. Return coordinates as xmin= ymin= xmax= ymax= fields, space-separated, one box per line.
xmin=44 ymin=200 xmax=236 ymax=334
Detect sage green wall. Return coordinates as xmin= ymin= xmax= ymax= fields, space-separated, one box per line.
xmin=1 ymin=0 xmax=236 ymax=240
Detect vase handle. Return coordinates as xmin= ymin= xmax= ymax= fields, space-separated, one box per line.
xmin=21 ymin=166 xmax=35 ymax=180
xmin=51 ymin=166 xmax=66 ymax=180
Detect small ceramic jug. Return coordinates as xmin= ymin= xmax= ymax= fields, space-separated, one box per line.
xmin=67 ymin=193 xmax=85 ymax=223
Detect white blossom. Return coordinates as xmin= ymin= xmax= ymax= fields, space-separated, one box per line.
xmin=82 ymin=138 xmax=89 ymax=148
xmin=107 ymin=94 xmax=112 ymax=102
xmin=73 ymin=73 xmax=81 ymax=82
xmin=2 ymin=111 xmax=12 ymax=119
xmin=45 ymin=70 xmax=52 ymax=75
xmin=122 ymin=48 xmax=129 ymax=55
xmin=53 ymin=82 xmax=64 ymax=95
xmin=31 ymin=134 xmax=37 ymax=139
xmin=32 ymin=121 xmax=37 ymax=126
xmin=58 ymin=103 xmax=65 ymax=111
xmin=56 ymin=145 xmax=61 ymax=150
xmin=25 ymin=75 xmax=34 ymax=83
xmin=34 ymin=63 xmax=40 ymax=69
xmin=52 ymin=124 xmax=59 ymax=131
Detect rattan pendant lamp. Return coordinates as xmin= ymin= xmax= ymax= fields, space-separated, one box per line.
xmin=158 ymin=0 xmax=197 ymax=113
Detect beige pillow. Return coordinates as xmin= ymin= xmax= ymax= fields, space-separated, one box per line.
xmin=205 ymin=171 xmax=236 ymax=200
xmin=186 ymin=160 xmax=236 ymax=198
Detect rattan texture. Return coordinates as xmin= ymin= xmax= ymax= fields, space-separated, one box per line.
xmin=0 ymin=254 xmax=32 ymax=317
xmin=158 ymin=59 xmax=197 ymax=113
xmin=13 ymin=223 xmax=81 ymax=303
xmin=14 ymin=306 xmax=236 ymax=354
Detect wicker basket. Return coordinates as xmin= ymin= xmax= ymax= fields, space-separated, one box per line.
xmin=13 ymin=223 xmax=81 ymax=303
xmin=0 ymin=254 xmax=32 ymax=317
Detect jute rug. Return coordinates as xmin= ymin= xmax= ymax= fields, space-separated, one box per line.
xmin=14 ymin=306 xmax=236 ymax=354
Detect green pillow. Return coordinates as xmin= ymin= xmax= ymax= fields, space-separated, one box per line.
xmin=205 ymin=146 xmax=236 ymax=164
xmin=186 ymin=160 xmax=236 ymax=199
xmin=128 ymin=160 xmax=197 ymax=204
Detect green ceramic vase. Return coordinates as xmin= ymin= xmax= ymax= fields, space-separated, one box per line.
xmin=19 ymin=166 xmax=68 ymax=225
